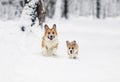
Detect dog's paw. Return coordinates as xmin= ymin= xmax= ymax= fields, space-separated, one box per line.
xmin=73 ymin=56 xmax=77 ymax=59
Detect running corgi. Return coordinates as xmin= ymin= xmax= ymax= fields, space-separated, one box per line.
xmin=66 ymin=40 xmax=79 ymax=59
xmin=42 ymin=24 xmax=58 ymax=56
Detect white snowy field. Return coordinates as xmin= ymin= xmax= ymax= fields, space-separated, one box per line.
xmin=0 ymin=18 xmax=120 ymax=82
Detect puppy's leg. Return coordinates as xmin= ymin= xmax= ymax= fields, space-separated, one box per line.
xmin=73 ymin=53 xmax=78 ymax=59
xmin=42 ymin=40 xmax=48 ymax=56
xmin=42 ymin=47 xmax=48 ymax=56
xmin=68 ymin=54 xmax=72 ymax=59
xmin=47 ymin=48 xmax=53 ymax=56
xmin=52 ymin=48 xmax=57 ymax=56
xmin=52 ymin=43 xmax=58 ymax=56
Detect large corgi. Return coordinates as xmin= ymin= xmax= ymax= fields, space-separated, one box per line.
xmin=66 ymin=40 xmax=79 ymax=59
xmin=42 ymin=24 xmax=58 ymax=56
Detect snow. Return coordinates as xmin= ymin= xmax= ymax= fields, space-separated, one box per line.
xmin=0 ymin=18 xmax=120 ymax=82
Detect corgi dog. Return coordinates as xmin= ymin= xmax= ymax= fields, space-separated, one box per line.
xmin=42 ymin=24 xmax=58 ymax=56
xmin=66 ymin=40 xmax=79 ymax=59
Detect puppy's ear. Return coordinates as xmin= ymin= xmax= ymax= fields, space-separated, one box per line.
xmin=44 ymin=24 xmax=49 ymax=30
xmin=73 ymin=40 xmax=76 ymax=43
xmin=73 ymin=40 xmax=76 ymax=45
xmin=52 ymin=24 xmax=56 ymax=29
xmin=66 ymin=40 xmax=70 ymax=45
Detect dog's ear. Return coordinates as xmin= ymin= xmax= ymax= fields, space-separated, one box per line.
xmin=52 ymin=24 xmax=56 ymax=29
xmin=73 ymin=40 xmax=76 ymax=43
xmin=66 ymin=40 xmax=70 ymax=45
xmin=44 ymin=24 xmax=49 ymax=30
xmin=72 ymin=40 xmax=76 ymax=45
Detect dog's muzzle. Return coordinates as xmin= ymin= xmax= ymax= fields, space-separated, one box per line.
xmin=48 ymin=35 xmax=55 ymax=40
xmin=70 ymin=50 xmax=73 ymax=54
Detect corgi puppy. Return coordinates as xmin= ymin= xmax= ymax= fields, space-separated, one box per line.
xmin=66 ymin=40 xmax=79 ymax=59
xmin=42 ymin=24 xmax=58 ymax=56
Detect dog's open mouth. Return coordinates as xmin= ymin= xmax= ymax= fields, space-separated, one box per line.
xmin=70 ymin=50 xmax=74 ymax=54
xmin=48 ymin=36 xmax=54 ymax=40
xmin=47 ymin=35 xmax=55 ymax=40
xmin=49 ymin=37 xmax=53 ymax=40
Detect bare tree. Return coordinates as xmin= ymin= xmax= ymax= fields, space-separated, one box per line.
xmin=37 ymin=0 xmax=46 ymax=27
xmin=96 ymin=0 xmax=101 ymax=18
xmin=62 ymin=0 xmax=68 ymax=19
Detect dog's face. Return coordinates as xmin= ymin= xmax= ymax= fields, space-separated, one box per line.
xmin=44 ymin=24 xmax=58 ymax=41
xmin=66 ymin=40 xmax=77 ymax=54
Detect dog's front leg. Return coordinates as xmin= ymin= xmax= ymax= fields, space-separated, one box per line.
xmin=42 ymin=46 xmax=48 ymax=56
xmin=68 ymin=54 xmax=73 ymax=59
xmin=73 ymin=52 xmax=78 ymax=59
xmin=52 ymin=43 xmax=58 ymax=56
xmin=52 ymin=48 xmax=57 ymax=56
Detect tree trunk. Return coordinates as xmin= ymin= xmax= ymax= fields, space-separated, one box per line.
xmin=96 ymin=0 xmax=101 ymax=18
xmin=37 ymin=0 xmax=46 ymax=27
xmin=62 ymin=0 xmax=68 ymax=19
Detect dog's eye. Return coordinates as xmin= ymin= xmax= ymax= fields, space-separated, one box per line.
xmin=69 ymin=47 xmax=70 ymax=49
xmin=52 ymin=32 xmax=54 ymax=34
xmin=48 ymin=32 xmax=50 ymax=34
xmin=72 ymin=47 xmax=74 ymax=49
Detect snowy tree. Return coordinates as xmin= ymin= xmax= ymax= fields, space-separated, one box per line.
xmin=0 ymin=0 xmax=23 ymax=19
xmin=44 ymin=0 xmax=56 ymax=18
xmin=1 ymin=0 xmax=120 ymax=20
xmin=20 ymin=0 xmax=47 ymax=31
xmin=60 ymin=0 xmax=120 ymax=19
xmin=20 ymin=0 xmax=37 ymax=31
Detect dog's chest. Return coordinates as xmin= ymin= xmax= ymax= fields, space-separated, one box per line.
xmin=45 ymin=40 xmax=58 ymax=48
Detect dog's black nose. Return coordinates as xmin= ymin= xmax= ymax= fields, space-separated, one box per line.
xmin=70 ymin=50 xmax=72 ymax=54
xmin=50 ymin=35 xmax=53 ymax=38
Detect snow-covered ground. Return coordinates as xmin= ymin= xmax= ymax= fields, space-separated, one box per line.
xmin=0 ymin=18 xmax=120 ymax=82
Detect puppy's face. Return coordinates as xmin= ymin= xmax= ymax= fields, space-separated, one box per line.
xmin=44 ymin=24 xmax=58 ymax=41
xmin=66 ymin=40 xmax=77 ymax=54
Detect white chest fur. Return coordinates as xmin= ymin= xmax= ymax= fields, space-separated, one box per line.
xmin=44 ymin=38 xmax=58 ymax=49
xmin=42 ymin=37 xmax=58 ymax=56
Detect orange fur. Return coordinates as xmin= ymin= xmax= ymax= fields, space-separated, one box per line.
xmin=54 ymin=43 xmax=58 ymax=48
xmin=42 ymin=39 xmax=45 ymax=48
